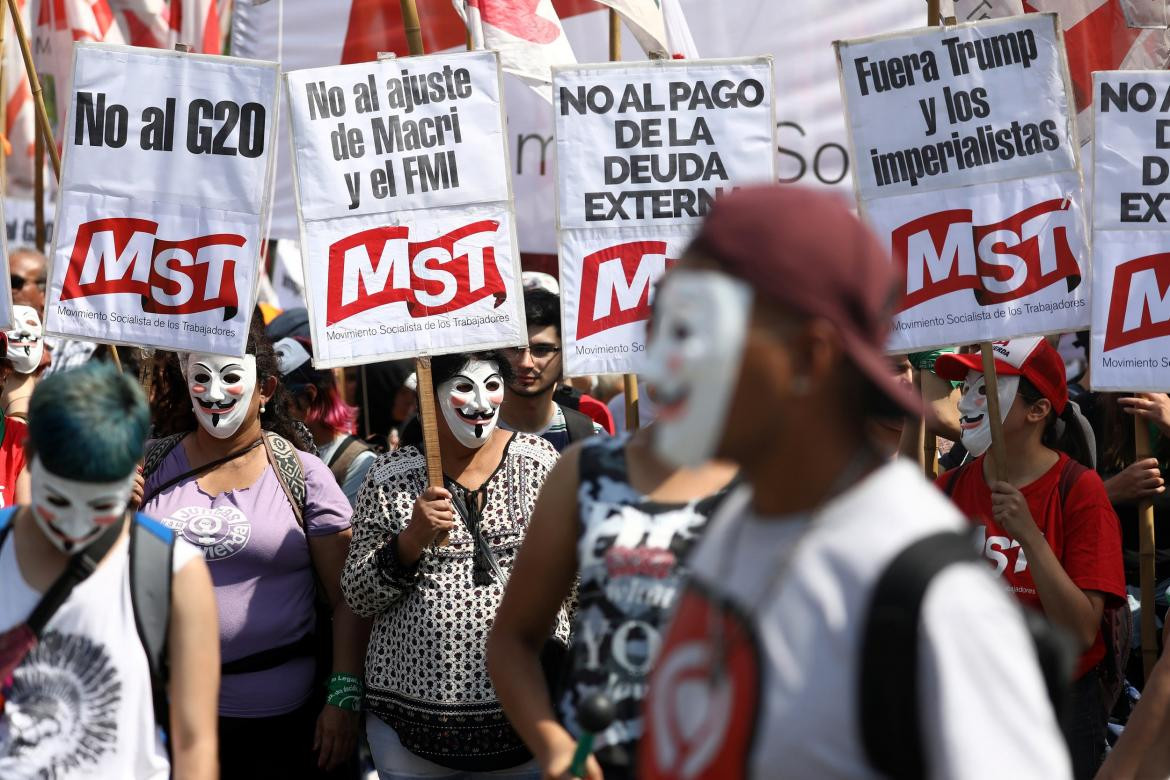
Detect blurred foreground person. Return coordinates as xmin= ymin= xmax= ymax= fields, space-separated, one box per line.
xmin=638 ymin=185 xmax=1071 ymax=779
xmin=489 ymin=419 xmax=737 ymax=779
xmin=0 ymin=362 xmax=219 ymax=778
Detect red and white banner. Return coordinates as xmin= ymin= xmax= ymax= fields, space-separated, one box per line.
xmin=554 ymin=57 xmax=775 ymax=376
xmin=453 ymin=0 xmax=576 ymax=91
xmin=594 ymin=0 xmax=668 ymax=55
xmin=285 ymin=50 xmax=525 ymax=367
xmin=838 ymin=13 xmax=1090 ymax=351
xmin=1090 ymin=71 xmax=1170 ymax=390
xmin=43 ymin=43 xmax=278 ymax=356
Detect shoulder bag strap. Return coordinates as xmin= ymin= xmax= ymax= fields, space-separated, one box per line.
xmin=263 ymin=432 xmax=307 ymax=529
xmin=140 ymin=437 xmax=264 ymax=507
xmin=27 ymin=514 xmax=128 ymax=636
xmin=129 ymin=514 xmax=175 ymax=740
xmin=142 ymin=433 xmax=186 ymax=481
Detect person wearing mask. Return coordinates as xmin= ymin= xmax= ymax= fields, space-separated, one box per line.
xmin=342 ymin=351 xmax=570 ymax=779
xmin=9 ymin=247 xmax=95 ymax=374
xmin=488 ymin=419 xmax=736 ymax=779
xmin=934 ymin=337 xmax=1126 ymax=779
xmin=0 ymin=362 xmax=219 ymax=778
xmin=275 ymin=335 xmax=376 ymax=506
xmin=500 ymin=289 xmax=604 ymax=452
xmin=638 ymin=185 xmax=1069 ymax=779
xmin=141 ymin=317 xmax=367 ymax=779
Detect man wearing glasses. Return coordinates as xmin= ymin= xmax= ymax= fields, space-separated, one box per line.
xmin=499 ymin=288 xmax=604 ymax=452
xmin=9 ymin=247 xmax=95 ymax=375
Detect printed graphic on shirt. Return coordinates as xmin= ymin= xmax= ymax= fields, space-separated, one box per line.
xmin=641 ymin=585 xmax=760 ymax=780
xmin=974 ymin=524 xmax=1034 ymax=592
xmin=0 ymin=631 xmax=122 ymax=776
xmin=163 ymin=505 xmax=251 ymax=561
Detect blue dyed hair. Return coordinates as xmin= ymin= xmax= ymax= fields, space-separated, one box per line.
xmin=27 ymin=361 xmax=150 ymax=481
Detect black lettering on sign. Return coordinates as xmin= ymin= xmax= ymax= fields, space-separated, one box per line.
xmin=75 ymin=92 xmax=129 ymax=148
xmin=187 ymin=100 xmax=266 ymax=158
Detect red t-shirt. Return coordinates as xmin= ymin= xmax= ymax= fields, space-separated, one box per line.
xmin=938 ymin=453 xmax=1125 ymax=678
xmin=0 ymin=415 xmax=28 ymax=509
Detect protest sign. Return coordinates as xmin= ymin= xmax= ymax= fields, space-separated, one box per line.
xmin=285 ymin=50 xmax=525 ymax=368
xmin=553 ymin=57 xmax=776 ymax=376
xmin=836 ymin=13 xmax=1089 ymax=352
xmin=1090 ymin=72 xmax=1170 ymax=391
xmin=42 ymin=43 xmax=279 ymax=357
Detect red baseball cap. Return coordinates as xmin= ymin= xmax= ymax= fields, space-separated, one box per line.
xmin=934 ymin=338 xmax=1068 ymax=414
xmin=690 ymin=184 xmax=921 ymax=418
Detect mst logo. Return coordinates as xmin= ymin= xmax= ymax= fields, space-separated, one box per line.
xmin=326 ymin=220 xmax=507 ymax=326
xmin=1105 ymin=252 xmax=1170 ymax=352
xmin=891 ymin=199 xmax=1082 ymax=312
xmin=577 ymin=241 xmax=677 ymax=340
xmin=60 ymin=218 xmax=243 ymax=317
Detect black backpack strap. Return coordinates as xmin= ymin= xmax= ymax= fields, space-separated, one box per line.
xmin=1057 ymin=458 xmax=1089 ymax=506
xmin=263 ymin=432 xmax=307 ymax=529
xmin=560 ymin=405 xmax=597 ymax=444
xmin=130 ymin=514 xmax=175 ymax=742
xmin=860 ymin=531 xmax=980 ymax=780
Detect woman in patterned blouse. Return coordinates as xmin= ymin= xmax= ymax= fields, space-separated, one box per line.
xmin=342 ymin=350 xmax=569 ymax=779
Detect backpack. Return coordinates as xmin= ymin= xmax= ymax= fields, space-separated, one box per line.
xmin=325 ymin=434 xmax=371 ymax=488
xmin=557 ymin=403 xmax=598 ymax=444
xmin=0 ymin=508 xmax=176 ymax=741
xmin=941 ymin=459 xmax=1133 ymax=711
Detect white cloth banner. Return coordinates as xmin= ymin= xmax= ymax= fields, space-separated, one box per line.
xmin=837 ymin=13 xmax=1090 ymax=352
xmin=285 ymin=50 xmax=525 ymax=367
xmin=1090 ymin=71 xmax=1170 ymax=390
xmin=43 ymin=44 xmax=279 ymax=356
xmin=554 ymin=57 xmax=776 ymax=376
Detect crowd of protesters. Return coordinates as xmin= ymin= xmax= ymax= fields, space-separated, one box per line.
xmin=5 ymin=184 xmax=1170 ymax=779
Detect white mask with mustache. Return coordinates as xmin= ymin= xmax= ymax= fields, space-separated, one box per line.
xmin=185 ymin=353 xmax=258 ymax=439
xmin=30 ymin=458 xmax=134 ymax=553
xmin=438 ymin=360 xmax=504 ymax=449
xmin=644 ymin=271 xmax=752 ymax=468
xmin=958 ymin=369 xmax=1019 ymax=457
xmin=6 ymin=305 xmax=43 ymax=374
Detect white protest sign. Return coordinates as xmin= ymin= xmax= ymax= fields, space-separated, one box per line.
xmin=554 ymin=57 xmax=776 ymax=376
xmin=285 ymin=50 xmax=525 ymax=368
xmin=836 ymin=13 xmax=1089 ymax=353
xmin=43 ymin=43 xmax=278 ymax=357
xmin=1090 ymin=72 xmax=1170 ymax=391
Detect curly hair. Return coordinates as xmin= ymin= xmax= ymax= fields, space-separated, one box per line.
xmin=149 ymin=314 xmax=312 ymax=450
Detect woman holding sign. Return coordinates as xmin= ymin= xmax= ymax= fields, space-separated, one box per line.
xmin=342 ymin=350 xmax=569 ymax=779
xmin=933 ymin=338 xmax=1126 ymax=780
xmin=141 ymin=318 xmax=367 ymax=779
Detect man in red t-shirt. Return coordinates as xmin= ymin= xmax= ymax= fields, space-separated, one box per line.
xmin=935 ymin=338 xmax=1125 ymax=779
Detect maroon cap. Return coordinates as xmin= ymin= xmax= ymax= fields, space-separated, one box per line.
xmin=691 ymin=184 xmax=920 ymax=417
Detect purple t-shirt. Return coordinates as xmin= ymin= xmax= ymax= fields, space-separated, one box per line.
xmin=142 ymin=438 xmax=351 ymax=717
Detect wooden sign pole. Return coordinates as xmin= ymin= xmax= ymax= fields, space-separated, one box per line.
xmin=980 ymin=342 xmax=1008 ymax=483
xmin=0 ymin=0 xmax=7 ymax=191
xmin=391 ymin=4 xmax=445 ymax=506
xmin=1135 ymin=416 xmax=1158 ymax=679
xmin=607 ymin=10 xmax=640 ymax=432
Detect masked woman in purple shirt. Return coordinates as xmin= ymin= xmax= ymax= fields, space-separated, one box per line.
xmin=141 ymin=317 xmax=369 ymax=779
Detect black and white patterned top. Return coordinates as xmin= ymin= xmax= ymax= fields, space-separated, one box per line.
xmin=558 ymin=434 xmax=731 ymax=774
xmin=342 ymin=433 xmax=569 ymax=771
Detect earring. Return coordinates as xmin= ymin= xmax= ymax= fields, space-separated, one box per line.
xmin=260 ymin=403 xmax=266 ymax=414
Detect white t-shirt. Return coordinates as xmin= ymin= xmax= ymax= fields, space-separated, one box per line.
xmin=642 ymin=459 xmax=1071 ymax=779
xmin=0 ymin=522 xmax=201 ymax=779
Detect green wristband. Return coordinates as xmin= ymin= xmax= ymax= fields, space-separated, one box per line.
xmin=326 ymin=673 xmax=364 ymax=712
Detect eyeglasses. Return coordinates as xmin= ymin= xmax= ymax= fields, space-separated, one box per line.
xmin=10 ymin=274 xmax=46 ymax=292
xmin=504 ymin=344 xmax=562 ymax=360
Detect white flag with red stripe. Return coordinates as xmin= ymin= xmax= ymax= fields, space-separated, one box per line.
xmin=452 ymin=0 xmax=576 ymax=92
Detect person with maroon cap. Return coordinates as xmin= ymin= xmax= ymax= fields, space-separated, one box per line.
xmin=637 ymin=185 xmax=1069 ymax=779
xmin=934 ymin=337 xmax=1125 ymax=780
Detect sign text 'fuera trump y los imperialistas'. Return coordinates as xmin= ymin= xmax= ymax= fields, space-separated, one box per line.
xmin=285 ymin=50 xmax=525 ymax=368
xmin=837 ymin=13 xmax=1089 ymax=353
xmin=553 ymin=57 xmax=777 ymax=377
xmin=44 ymin=43 xmax=279 ymax=357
